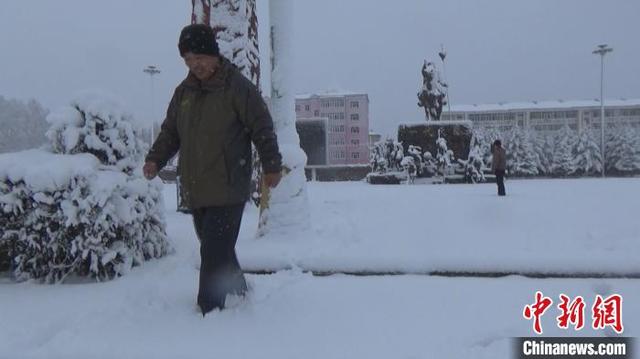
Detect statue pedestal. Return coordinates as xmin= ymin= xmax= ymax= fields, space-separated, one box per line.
xmin=398 ymin=120 xmax=473 ymax=161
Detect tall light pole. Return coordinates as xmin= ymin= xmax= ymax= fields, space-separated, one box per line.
xmin=592 ymin=44 xmax=612 ymax=178
xmin=143 ymin=65 xmax=161 ymax=145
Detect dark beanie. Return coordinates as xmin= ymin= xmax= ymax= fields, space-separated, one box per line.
xmin=178 ymin=24 xmax=220 ymax=57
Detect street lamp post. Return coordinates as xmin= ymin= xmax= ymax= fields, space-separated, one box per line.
xmin=143 ymin=65 xmax=161 ymax=145
xmin=592 ymin=44 xmax=612 ymax=178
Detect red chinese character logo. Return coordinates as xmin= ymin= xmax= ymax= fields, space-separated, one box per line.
xmin=592 ymin=294 xmax=624 ymax=333
xmin=523 ymin=291 xmax=553 ymax=334
xmin=557 ymin=294 xmax=585 ymax=330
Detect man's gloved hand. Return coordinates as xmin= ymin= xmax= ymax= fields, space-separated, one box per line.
xmin=263 ymin=172 xmax=282 ymax=188
xmin=143 ymin=161 xmax=159 ymax=180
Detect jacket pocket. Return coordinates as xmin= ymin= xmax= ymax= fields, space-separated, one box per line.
xmin=223 ymin=143 xmax=252 ymax=186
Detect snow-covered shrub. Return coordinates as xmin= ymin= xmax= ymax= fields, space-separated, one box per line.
xmin=406 ymin=145 xmax=424 ymax=176
xmin=461 ymin=144 xmax=486 ymax=183
xmin=46 ymin=92 xmax=145 ymax=175
xmin=366 ymin=171 xmax=406 ymax=185
xmin=400 ymin=156 xmax=417 ymax=184
xmin=0 ymin=92 xmax=170 ymax=283
xmin=370 ymin=141 xmax=389 ymax=173
xmin=369 ymin=139 xmax=404 ymax=174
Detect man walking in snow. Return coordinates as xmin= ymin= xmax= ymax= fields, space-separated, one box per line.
xmin=491 ymin=139 xmax=507 ymax=196
xmin=142 ymin=24 xmax=282 ymax=315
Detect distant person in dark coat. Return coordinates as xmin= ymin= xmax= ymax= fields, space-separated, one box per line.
xmin=491 ymin=140 xmax=507 ymax=196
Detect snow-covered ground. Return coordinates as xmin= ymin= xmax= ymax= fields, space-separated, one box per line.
xmin=1 ymin=178 xmax=639 ymax=358
xmin=236 ymin=178 xmax=640 ymax=276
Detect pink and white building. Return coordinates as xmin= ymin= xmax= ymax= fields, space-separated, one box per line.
xmin=295 ymin=92 xmax=370 ymax=165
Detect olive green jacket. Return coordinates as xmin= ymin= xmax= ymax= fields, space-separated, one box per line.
xmin=146 ymin=57 xmax=281 ymax=209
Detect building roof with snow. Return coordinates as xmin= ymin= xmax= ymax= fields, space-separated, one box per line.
xmin=295 ymin=91 xmax=368 ymax=100
xmin=450 ymin=98 xmax=640 ymax=112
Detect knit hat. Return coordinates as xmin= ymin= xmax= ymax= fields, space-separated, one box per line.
xmin=178 ymin=24 xmax=219 ymax=57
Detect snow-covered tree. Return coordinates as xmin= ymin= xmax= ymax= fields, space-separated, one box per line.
xmin=570 ymin=129 xmax=603 ymax=176
xmin=532 ymin=133 xmax=554 ymax=176
xmin=461 ymin=133 xmax=486 ymax=183
xmin=473 ymin=126 xmax=502 ymax=168
xmin=210 ymin=0 xmax=260 ymax=86
xmin=0 ymin=92 xmax=170 ymax=283
xmin=605 ymin=126 xmax=640 ymax=175
xmin=505 ymin=127 xmax=539 ymax=177
xmin=550 ymin=124 xmax=578 ymax=177
xmin=192 ymin=0 xmax=263 ymax=207
xmin=0 ymin=96 xmax=49 ymax=153
xmin=191 ymin=0 xmax=310 ymax=234
xmin=417 ymin=60 xmax=448 ymax=121
xmin=259 ymin=0 xmax=309 ymax=235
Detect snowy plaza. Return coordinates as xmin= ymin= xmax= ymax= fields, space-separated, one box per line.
xmin=2 ymin=178 xmax=639 ymax=358
xmin=1 ymin=0 xmax=639 ymax=358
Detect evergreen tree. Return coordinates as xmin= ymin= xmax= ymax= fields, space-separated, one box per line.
xmin=571 ymin=129 xmax=603 ymax=176
xmin=476 ymin=127 xmax=501 ymax=168
xmin=505 ymin=127 xmax=539 ymax=177
xmin=532 ymin=133 xmax=554 ymax=176
xmin=605 ymin=126 xmax=640 ymax=175
xmin=551 ymin=124 xmax=578 ymax=177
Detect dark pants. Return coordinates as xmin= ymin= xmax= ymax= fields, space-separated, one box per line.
xmin=192 ymin=203 xmax=247 ymax=313
xmin=495 ymin=169 xmax=506 ymax=196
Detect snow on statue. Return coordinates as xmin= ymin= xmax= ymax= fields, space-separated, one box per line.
xmin=417 ymin=60 xmax=448 ymax=121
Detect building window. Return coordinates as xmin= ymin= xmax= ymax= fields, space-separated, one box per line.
xmin=305 ymin=105 xmax=310 ymax=111
xmin=330 ymin=137 xmax=345 ymax=145
xmin=352 ymin=152 xmax=360 ymax=159
xmin=332 ymin=150 xmax=345 ymax=159
xmin=350 ymin=113 xmax=359 ymax=121
xmin=350 ymin=127 xmax=360 ymax=134
xmin=350 ymin=101 xmax=359 ymax=108
xmin=314 ymin=110 xmax=319 ymax=116
xmin=351 ymin=139 xmax=359 ymax=145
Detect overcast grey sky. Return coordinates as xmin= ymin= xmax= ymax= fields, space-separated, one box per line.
xmin=1 ymin=1 xmax=638 ymax=137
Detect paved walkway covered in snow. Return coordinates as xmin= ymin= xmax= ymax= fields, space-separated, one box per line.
xmin=165 ymin=178 xmax=640 ymax=278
